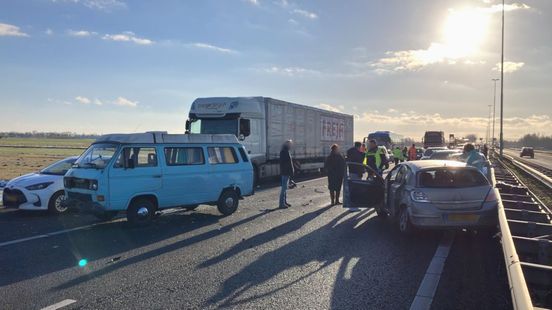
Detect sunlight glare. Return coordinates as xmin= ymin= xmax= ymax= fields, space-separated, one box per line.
xmin=442 ymin=8 xmax=490 ymax=58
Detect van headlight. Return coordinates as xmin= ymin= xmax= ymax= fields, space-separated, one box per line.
xmin=26 ymin=182 xmax=54 ymax=191
xmin=89 ymin=180 xmax=98 ymax=191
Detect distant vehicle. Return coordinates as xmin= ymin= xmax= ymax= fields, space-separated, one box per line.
xmin=520 ymin=147 xmax=534 ymax=158
xmin=63 ymin=132 xmax=254 ymax=225
xmin=343 ymin=160 xmax=498 ymax=234
xmin=2 ymin=157 xmax=78 ymax=214
xmin=425 ymin=150 xmax=462 ymax=160
xmin=422 ymin=131 xmax=446 ymax=148
xmin=186 ymin=97 xmax=354 ymax=184
xmin=364 ymin=131 xmax=404 ymax=150
xmin=420 ymin=147 xmax=448 ymax=160
xmin=416 ymin=148 xmax=423 ymax=160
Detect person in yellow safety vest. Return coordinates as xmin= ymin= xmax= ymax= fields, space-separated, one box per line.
xmin=363 ymin=139 xmax=389 ymax=176
xmin=392 ymin=146 xmax=404 ymax=165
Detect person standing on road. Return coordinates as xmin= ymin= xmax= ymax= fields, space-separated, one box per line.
xmin=346 ymin=141 xmax=365 ymax=179
xmin=464 ymin=143 xmax=486 ymax=172
xmin=408 ymin=144 xmax=417 ymax=161
xmin=402 ymin=146 xmax=408 ymax=162
xmin=392 ymin=146 xmax=404 ymax=165
xmin=482 ymin=144 xmax=489 ymax=158
xmin=279 ymin=140 xmax=294 ymax=209
xmin=325 ymin=144 xmax=346 ymax=205
xmin=364 ymin=139 xmax=388 ymax=176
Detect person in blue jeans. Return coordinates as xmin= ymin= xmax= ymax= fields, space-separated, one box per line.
xmin=279 ymin=140 xmax=294 ymax=209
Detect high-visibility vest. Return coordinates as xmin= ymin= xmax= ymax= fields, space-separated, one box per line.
xmin=393 ymin=148 xmax=403 ymax=160
xmin=364 ymin=147 xmax=382 ymax=168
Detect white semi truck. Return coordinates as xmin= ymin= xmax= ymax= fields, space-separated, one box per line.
xmin=186 ymin=97 xmax=354 ymax=183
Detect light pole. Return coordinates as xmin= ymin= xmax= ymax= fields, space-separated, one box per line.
xmin=492 ymin=78 xmax=499 ymax=148
xmin=499 ymin=0 xmax=505 ymax=156
xmin=487 ymin=104 xmax=492 ymax=145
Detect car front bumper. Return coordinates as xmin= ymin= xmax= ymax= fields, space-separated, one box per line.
xmin=1 ymin=187 xmax=49 ymax=210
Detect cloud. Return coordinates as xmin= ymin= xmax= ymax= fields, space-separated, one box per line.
xmin=493 ymin=61 xmax=524 ymax=73
xmin=50 ymin=0 xmax=126 ymax=11
xmin=75 ymin=96 xmax=91 ymax=104
xmin=365 ymin=3 xmax=530 ymax=73
xmin=188 ymin=42 xmax=237 ymax=54
xmin=318 ymin=103 xmax=342 ymax=113
xmin=93 ymin=98 xmax=103 ymax=106
xmin=0 ymin=23 xmax=29 ymax=37
xmin=67 ymin=29 xmax=97 ymax=37
xmin=113 ymin=96 xmax=138 ymax=107
xmin=260 ymin=66 xmax=320 ymax=77
xmin=45 ymin=28 xmax=54 ymax=35
xmin=244 ymin=0 xmax=259 ymax=6
xmin=292 ymin=8 xmax=318 ymax=19
xmin=102 ymin=31 xmax=153 ymax=45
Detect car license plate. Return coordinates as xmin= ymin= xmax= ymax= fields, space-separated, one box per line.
xmin=448 ymin=214 xmax=479 ymax=222
xmin=5 ymin=195 xmax=17 ymax=202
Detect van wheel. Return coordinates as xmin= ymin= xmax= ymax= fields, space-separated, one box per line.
xmin=94 ymin=211 xmax=118 ymax=221
xmin=217 ymin=190 xmax=239 ymax=216
xmin=48 ymin=191 xmax=68 ymax=214
xmin=127 ymin=198 xmax=155 ymax=226
xmin=398 ymin=206 xmax=413 ymax=234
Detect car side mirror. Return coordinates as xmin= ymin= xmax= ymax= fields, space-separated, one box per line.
xmin=239 ymin=119 xmax=251 ymax=138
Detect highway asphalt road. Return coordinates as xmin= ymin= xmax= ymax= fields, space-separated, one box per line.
xmin=504 ymin=148 xmax=552 ymax=170
xmin=0 ymin=177 xmax=511 ymax=309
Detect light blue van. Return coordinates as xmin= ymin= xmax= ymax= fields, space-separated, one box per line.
xmin=63 ymin=132 xmax=254 ymax=225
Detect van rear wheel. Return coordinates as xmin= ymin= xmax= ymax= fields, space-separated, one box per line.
xmin=217 ymin=190 xmax=239 ymax=216
xmin=127 ymin=198 xmax=155 ymax=226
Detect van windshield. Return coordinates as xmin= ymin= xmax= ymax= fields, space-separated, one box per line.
xmin=191 ymin=119 xmax=238 ymax=135
xmin=75 ymin=143 xmax=118 ymax=169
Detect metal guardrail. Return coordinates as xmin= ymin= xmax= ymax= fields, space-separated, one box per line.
xmin=492 ymin=154 xmax=552 ymax=309
xmin=502 ymin=154 xmax=552 ymax=191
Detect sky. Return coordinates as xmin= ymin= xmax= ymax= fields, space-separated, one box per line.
xmin=0 ymin=0 xmax=551 ymax=141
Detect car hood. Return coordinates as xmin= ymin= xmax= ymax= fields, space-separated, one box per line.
xmin=6 ymin=173 xmax=61 ymax=188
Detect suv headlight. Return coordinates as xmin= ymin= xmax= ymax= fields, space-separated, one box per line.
xmin=89 ymin=180 xmax=98 ymax=191
xmin=26 ymin=182 xmax=54 ymax=191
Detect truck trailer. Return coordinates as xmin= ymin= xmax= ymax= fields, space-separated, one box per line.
xmin=186 ymin=97 xmax=354 ymax=183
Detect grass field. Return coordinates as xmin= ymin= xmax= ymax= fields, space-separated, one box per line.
xmin=0 ymin=137 xmax=93 ymax=180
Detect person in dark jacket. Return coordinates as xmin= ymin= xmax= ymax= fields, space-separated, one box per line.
xmin=325 ymin=144 xmax=346 ymax=205
xmin=346 ymin=142 xmax=364 ymax=179
xmin=279 ymin=140 xmax=294 ymax=209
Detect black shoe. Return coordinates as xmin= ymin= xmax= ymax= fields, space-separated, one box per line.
xmin=285 ymin=202 xmax=292 ymax=207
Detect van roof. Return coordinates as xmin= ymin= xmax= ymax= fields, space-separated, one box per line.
xmin=94 ymin=132 xmax=239 ymax=144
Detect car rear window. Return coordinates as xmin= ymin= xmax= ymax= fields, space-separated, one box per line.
xmin=418 ymin=168 xmax=488 ymax=188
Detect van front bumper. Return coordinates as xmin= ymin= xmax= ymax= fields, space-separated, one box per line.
xmin=63 ymin=191 xmax=106 ymax=213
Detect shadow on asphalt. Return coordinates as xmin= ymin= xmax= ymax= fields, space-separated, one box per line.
xmin=0 ymin=208 xmax=275 ymax=288
xmin=203 ymin=208 xmax=443 ymax=309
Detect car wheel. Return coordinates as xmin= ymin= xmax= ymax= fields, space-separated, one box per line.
xmin=94 ymin=211 xmax=118 ymax=221
xmin=127 ymin=198 xmax=155 ymax=226
xmin=48 ymin=191 xmax=68 ymax=214
xmin=398 ymin=206 xmax=412 ymax=234
xmin=217 ymin=190 xmax=239 ymax=216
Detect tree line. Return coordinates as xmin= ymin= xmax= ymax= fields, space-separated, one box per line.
xmin=0 ymin=131 xmax=100 ymax=139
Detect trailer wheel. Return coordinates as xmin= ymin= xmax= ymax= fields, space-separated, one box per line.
xmin=217 ymin=190 xmax=239 ymax=216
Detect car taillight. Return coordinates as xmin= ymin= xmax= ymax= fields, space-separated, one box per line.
xmin=485 ymin=189 xmax=497 ymax=202
xmin=411 ymin=190 xmax=430 ymax=202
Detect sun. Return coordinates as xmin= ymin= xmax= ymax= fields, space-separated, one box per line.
xmin=442 ymin=8 xmax=491 ymax=58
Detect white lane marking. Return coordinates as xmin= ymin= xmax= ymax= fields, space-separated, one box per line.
xmin=40 ymin=299 xmax=77 ymax=310
xmin=410 ymin=231 xmax=455 ymax=310
xmin=0 ymin=218 xmax=125 ymax=248
xmin=343 ymin=257 xmax=359 ymax=280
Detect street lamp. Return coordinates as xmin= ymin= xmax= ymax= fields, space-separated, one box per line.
xmin=499 ymin=0 xmax=505 ymax=156
xmin=487 ymin=104 xmax=492 ymax=145
xmin=492 ymin=78 xmax=499 ymax=148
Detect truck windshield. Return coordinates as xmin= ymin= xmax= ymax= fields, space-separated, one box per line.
xmin=74 ymin=143 xmax=118 ymax=169
xmin=191 ymin=119 xmax=238 ymax=135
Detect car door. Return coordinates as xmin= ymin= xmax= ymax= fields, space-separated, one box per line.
xmin=109 ymin=146 xmax=162 ymax=210
xmin=386 ymin=165 xmax=408 ymax=218
xmin=343 ymin=162 xmax=384 ymax=209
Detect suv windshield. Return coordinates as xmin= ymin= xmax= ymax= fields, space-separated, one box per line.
xmin=75 ymin=143 xmax=118 ymax=169
xmin=418 ymin=168 xmax=489 ymax=188
xmin=40 ymin=158 xmax=76 ymax=175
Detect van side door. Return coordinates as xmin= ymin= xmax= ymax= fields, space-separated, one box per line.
xmin=109 ymin=146 xmax=162 ymax=210
xmin=206 ymin=145 xmax=243 ymax=201
xmin=161 ymin=146 xmax=209 ymax=206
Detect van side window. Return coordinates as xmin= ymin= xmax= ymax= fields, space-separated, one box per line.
xmin=164 ymin=147 xmax=205 ymax=166
xmin=208 ymin=147 xmax=238 ymax=164
xmin=114 ymin=147 xmax=158 ymax=168
xmin=238 ymin=147 xmax=249 ymax=162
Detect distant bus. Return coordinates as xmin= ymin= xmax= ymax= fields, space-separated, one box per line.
xmin=423 ymin=131 xmax=446 ymax=148
xmin=365 ymin=131 xmax=404 ymax=149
